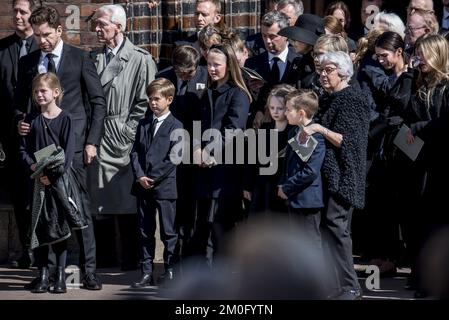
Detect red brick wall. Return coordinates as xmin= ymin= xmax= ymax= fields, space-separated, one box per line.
xmin=0 ymin=0 xmax=264 ymax=68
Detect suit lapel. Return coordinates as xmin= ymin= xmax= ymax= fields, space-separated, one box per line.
xmin=7 ymin=41 xmax=19 ymax=80
xmin=56 ymin=43 xmax=67 ymax=77
xmin=99 ymin=38 xmax=131 ymax=87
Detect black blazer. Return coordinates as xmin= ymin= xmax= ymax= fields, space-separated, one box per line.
xmin=13 ymin=43 xmax=107 ymax=152
xmin=156 ymin=65 xmax=207 ymax=131
xmin=244 ymin=47 xmax=300 ymax=86
xmin=279 ymin=125 xmax=326 ymax=209
xmin=130 ymin=113 xmax=183 ymax=199
xmin=0 ymin=33 xmax=38 ymax=147
xmin=244 ymin=47 xmax=300 ymax=113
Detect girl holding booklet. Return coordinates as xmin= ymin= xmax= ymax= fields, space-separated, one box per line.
xmin=19 ymin=73 xmax=81 ymax=294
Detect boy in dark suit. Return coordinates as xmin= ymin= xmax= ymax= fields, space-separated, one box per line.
xmin=130 ymin=78 xmax=183 ymax=288
xmin=279 ymin=90 xmax=325 ymax=252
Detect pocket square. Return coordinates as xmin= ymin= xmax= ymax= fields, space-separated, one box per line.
xmin=196 ymin=83 xmax=206 ymax=90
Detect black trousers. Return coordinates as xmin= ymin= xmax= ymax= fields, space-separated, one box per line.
xmin=137 ymin=196 xmax=177 ymax=274
xmin=34 ymin=240 xmax=67 ymax=269
xmin=321 ymin=195 xmax=360 ymax=292
xmin=72 ymin=151 xmax=97 ymax=274
xmin=190 ymin=197 xmax=240 ymax=269
xmin=289 ymin=207 xmax=322 ymax=254
xmin=174 ymin=165 xmax=197 ymax=261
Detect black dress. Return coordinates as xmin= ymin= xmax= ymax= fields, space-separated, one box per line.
xmin=19 ymin=110 xmax=76 ymax=248
xmin=20 ymin=110 xmax=75 ymax=172
xmin=249 ymin=121 xmax=294 ymax=214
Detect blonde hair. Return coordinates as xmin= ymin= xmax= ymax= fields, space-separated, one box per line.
xmin=324 ymin=15 xmax=344 ymax=35
xmin=32 ymin=72 xmax=63 ymax=105
xmin=207 ymin=43 xmax=252 ymax=103
xmin=415 ymin=34 xmax=449 ymax=107
xmin=146 ymin=78 xmax=176 ymax=99
xmin=354 ymin=28 xmax=385 ymax=68
xmin=264 ymin=84 xmax=296 ymax=122
xmin=314 ymin=34 xmax=349 ymax=54
xmin=285 ymin=89 xmax=319 ymax=119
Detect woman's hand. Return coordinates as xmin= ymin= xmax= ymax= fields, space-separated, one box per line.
xmin=299 ymin=123 xmax=321 ymax=144
xmin=243 ymin=190 xmax=252 ymax=201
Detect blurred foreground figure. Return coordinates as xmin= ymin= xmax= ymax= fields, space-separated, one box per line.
xmin=419 ymin=226 xmax=449 ymax=300
xmin=171 ymin=216 xmax=332 ymax=299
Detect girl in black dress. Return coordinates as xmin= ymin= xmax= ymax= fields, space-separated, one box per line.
xmin=20 ymin=73 xmax=76 ymax=294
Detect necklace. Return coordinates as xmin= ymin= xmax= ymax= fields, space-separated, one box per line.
xmin=43 ymin=117 xmax=54 ymax=129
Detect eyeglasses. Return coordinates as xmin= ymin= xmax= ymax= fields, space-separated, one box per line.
xmin=406 ymin=25 xmax=426 ymax=32
xmin=407 ymin=6 xmax=434 ymax=15
xmin=318 ymin=66 xmax=337 ymax=76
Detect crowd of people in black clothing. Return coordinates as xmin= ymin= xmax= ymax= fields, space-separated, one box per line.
xmin=1 ymin=0 xmax=449 ymax=300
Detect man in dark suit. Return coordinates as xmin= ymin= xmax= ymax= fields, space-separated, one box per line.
xmin=14 ymin=5 xmax=106 ymax=290
xmin=130 ymin=78 xmax=183 ymax=287
xmin=0 ymin=0 xmax=39 ymax=269
xmin=245 ymin=10 xmax=300 ymax=129
xmin=157 ymin=45 xmax=207 ymax=263
xmin=175 ymin=0 xmax=223 ymax=52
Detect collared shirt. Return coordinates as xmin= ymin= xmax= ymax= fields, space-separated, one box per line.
xmin=268 ymin=46 xmax=289 ymax=81
xmin=38 ymin=40 xmax=63 ymax=73
xmin=106 ymin=36 xmax=124 ymax=58
xmin=443 ymin=8 xmax=449 ymax=30
xmin=152 ymin=111 xmax=171 ymax=136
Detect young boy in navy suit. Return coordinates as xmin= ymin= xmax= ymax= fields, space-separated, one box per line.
xmin=279 ymin=90 xmax=325 ymax=252
xmin=130 ymin=78 xmax=183 ymax=287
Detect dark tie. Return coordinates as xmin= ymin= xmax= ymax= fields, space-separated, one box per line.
xmin=106 ymin=51 xmax=114 ymax=65
xmin=150 ymin=118 xmax=158 ymax=137
xmin=270 ymin=56 xmax=280 ymax=84
xmin=178 ymin=80 xmax=188 ymax=96
xmin=46 ymin=53 xmax=56 ymax=73
xmin=19 ymin=40 xmax=28 ymax=58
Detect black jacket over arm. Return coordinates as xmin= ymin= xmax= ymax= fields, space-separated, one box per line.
xmin=13 ymin=43 xmax=106 ymax=152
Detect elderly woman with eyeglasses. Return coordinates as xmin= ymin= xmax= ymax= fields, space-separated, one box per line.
xmin=299 ymin=51 xmax=370 ymax=300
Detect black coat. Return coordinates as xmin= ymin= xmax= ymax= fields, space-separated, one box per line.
xmin=195 ymin=82 xmax=250 ymax=198
xmin=156 ymin=65 xmax=207 ymax=133
xmin=321 ymin=85 xmax=370 ymax=209
xmin=0 ymin=33 xmax=38 ymax=153
xmin=13 ymin=43 xmax=107 ymax=152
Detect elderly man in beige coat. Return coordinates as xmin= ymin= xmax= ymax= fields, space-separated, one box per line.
xmin=88 ymin=4 xmax=157 ymax=270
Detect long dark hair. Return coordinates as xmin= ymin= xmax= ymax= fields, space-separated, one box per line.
xmin=374 ymin=31 xmax=405 ymax=54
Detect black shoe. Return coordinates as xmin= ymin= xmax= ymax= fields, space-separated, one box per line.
xmin=52 ymin=267 xmax=67 ymax=294
xmin=131 ymin=273 xmax=154 ymax=288
xmin=31 ymin=267 xmax=50 ymax=293
xmin=404 ymin=277 xmax=417 ymax=291
xmin=82 ymin=273 xmax=102 ymax=290
xmin=334 ymin=289 xmax=363 ymax=300
xmin=414 ymin=290 xmax=429 ymax=299
xmin=158 ymin=269 xmax=174 ymax=285
xmin=25 ymin=274 xmax=55 ymax=290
